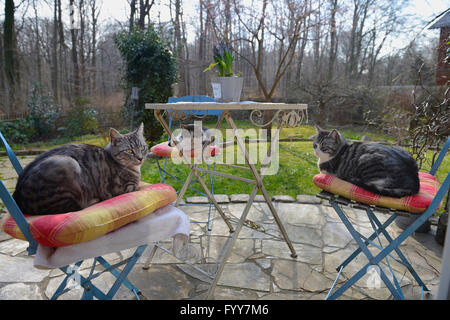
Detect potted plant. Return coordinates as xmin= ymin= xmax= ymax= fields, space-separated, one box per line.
xmin=203 ymin=40 xmax=243 ymax=102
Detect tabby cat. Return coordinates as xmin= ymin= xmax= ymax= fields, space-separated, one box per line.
xmin=13 ymin=123 xmax=148 ymax=215
xmin=169 ymin=123 xmax=214 ymax=150
xmin=313 ymin=125 xmax=420 ymax=198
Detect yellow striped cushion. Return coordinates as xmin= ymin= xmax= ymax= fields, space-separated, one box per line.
xmin=313 ymin=172 xmax=441 ymax=214
xmin=1 ymin=183 xmax=176 ymax=247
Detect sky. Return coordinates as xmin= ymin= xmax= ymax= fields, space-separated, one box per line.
xmin=91 ymin=0 xmax=450 ymax=28
xmin=30 ymin=0 xmax=450 ymax=50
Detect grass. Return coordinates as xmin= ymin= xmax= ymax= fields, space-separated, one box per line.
xmin=2 ymin=124 xmax=448 ymax=199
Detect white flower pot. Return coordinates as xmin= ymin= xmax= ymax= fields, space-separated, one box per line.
xmin=211 ymin=77 xmax=243 ymax=102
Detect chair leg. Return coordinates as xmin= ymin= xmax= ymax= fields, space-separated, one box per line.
xmin=336 ymin=214 xmax=397 ymax=271
xmin=142 ymin=243 xmax=159 ymax=270
xmin=366 ymin=208 xmax=429 ymax=291
xmin=365 ymin=210 xmax=405 ymax=298
xmin=52 ymin=261 xmax=84 ymax=300
xmin=155 ymin=158 xmax=166 ymax=184
xmin=53 ymin=246 xmax=147 ymax=300
xmin=327 ymin=201 xmax=404 ymax=300
xmin=96 ymin=255 xmax=143 ymax=295
xmin=335 ymin=207 xmax=428 ymax=292
xmin=105 ymin=245 xmax=147 ymax=299
xmin=56 ymin=263 xmax=109 ymax=300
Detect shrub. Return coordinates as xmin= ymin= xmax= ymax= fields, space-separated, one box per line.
xmin=0 ymin=116 xmax=34 ymax=145
xmin=114 ymin=26 xmax=177 ymax=143
xmin=27 ymin=82 xmax=61 ymax=138
xmin=63 ymin=97 xmax=99 ymax=137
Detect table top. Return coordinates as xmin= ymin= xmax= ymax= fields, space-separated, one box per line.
xmin=145 ymin=101 xmax=308 ymax=111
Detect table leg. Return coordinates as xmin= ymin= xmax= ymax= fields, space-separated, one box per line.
xmin=153 ymin=109 xmax=234 ymax=232
xmin=205 ymin=185 xmax=259 ymax=300
xmin=192 ymin=169 xmax=234 ymax=232
xmin=225 ymin=112 xmax=297 ymax=258
xmin=206 ymin=112 xmax=298 ymax=300
xmin=175 ymin=169 xmax=195 ymax=206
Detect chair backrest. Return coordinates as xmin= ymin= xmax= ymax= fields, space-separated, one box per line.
xmin=0 ymin=131 xmax=23 ymax=176
xmin=0 ymin=131 xmax=38 ymax=255
xmin=429 ymin=137 xmax=450 ymax=176
xmin=168 ymin=95 xmax=222 ymax=118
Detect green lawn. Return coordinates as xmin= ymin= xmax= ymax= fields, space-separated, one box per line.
xmin=4 ymin=124 xmax=449 ymax=199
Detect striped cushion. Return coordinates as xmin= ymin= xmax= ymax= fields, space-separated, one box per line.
xmin=150 ymin=141 xmax=219 ymax=158
xmin=313 ymin=172 xmax=441 ymax=214
xmin=1 ymin=183 xmax=177 ymax=247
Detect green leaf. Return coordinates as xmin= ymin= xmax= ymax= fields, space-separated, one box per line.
xmin=203 ymin=62 xmax=219 ymax=73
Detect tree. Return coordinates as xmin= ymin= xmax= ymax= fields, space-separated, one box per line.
xmin=115 ymin=26 xmax=177 ymax=142
xmin=173 ymin=0 xmax=187 ymax=96
xmin=88 ymin=0 xmax=100 ymax=96
xmin=207 ymin=0 xmax=312 ymax=138
xmin=70 ymin=0 xmax=80 ymax=98
xmin=52 ymin=0 xmax=59 ymax=102
xmin=3 ymin=0 xmax=20 ymax=114
xmin=128 ymin=0 xmax=155 ymax=30
xmin=208 ymin=0 xmax=312 ymax=101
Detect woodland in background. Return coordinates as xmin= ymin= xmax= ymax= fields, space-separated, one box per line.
xmin=0 ymin=0 xmax=446 ymax=143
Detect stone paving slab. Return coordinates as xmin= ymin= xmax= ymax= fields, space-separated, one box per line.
xmin=0 ymin=156 xmax=444 ymax=300
xmin=0 ymin=200 xmax=443 ymax=300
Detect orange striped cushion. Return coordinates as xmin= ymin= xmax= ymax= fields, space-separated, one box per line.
xmin=313 ymin=172 xmax=441 ymax=214
xmin=0 ymin=183 xmax=176 ymax=247
xmin=150 ymin=141 xmax=219 ymax=158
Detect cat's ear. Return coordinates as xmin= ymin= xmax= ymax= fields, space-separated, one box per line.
xmin=109 ymin=128 xmax=122 ymax=145
xmin=328 ymin=129 xmax=341 ymax=141
xmin=180 ymin=124 xmax=187 ymax=129
xmin=135 ymin=122 xmax=144 ymax=137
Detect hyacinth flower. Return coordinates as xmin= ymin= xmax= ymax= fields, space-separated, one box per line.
xmin=203 ymin=40 xmax=240 ymax=77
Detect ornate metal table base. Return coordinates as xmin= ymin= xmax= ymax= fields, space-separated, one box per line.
xmin=149 ymin=102 xmax=308 ymax=299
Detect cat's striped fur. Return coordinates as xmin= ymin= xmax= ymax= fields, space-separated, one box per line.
xmin=313 ymin=125 xmax=420 ymax=198
xmin=13 ymin=124 xmax=148 ymax=215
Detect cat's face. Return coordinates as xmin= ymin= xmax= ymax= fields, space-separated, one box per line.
xmin=107 ymin=123 xmax=148 ymax=167
xmin=313 ymin=125 xmax=345 ymax=161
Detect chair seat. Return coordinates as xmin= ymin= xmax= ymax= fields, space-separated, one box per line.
xmin=1 ymin=183 xmax=177 ymax=247
xmin=313 ymin=172 xmax=441 ymax=214
xmin=34 ymin=205 xmax=190 ymax=269
xmin=150 ymin=141 xmax=220 ymax=158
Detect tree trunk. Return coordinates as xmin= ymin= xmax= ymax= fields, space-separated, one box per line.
xmin=129 ymin=0 xmax=136 ymax=31
xmin=57 ymin=0 xmax=64 ymax=103
xmin=199 ymin=0 xmax=206 ymax=94
xmin=90 ymin=0 xmax=98 ymax=97
xmin=174 ymin=0 xmax=186 ymax=96
xmin=52 ymin=0 xmax=59 ymax=102
xmin=138 ymin=0 xmax=154 ymax=30
xmin=0 ymin=28 xmax=9 ymax=115
xmin=3 ymin=0 xmax=19 ymax=113
xmin=328 ymin=0 xmax=338 ymax=80
xmin=79 ymin=0 xmax=86 ymax=96
xmin=181 ymin=19 xmax=190 ymax=95
xmin=33 ymin=0 xmax=42 ymax=84
xmin=70 ymin=0 xmax=80 ymax=98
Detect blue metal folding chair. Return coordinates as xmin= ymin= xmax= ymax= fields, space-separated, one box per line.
xmin=0 ymin=131 xmax=148 ymax=300
xmin=318 ymin=137 xmax=450 ymax=300
xmin=150 ymin=95 xmax=223 ymax=231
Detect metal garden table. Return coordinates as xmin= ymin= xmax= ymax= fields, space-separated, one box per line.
xmin=145 ymin=101 xmax=308 ymax=299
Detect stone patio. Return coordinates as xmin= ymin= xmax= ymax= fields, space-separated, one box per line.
xmin=0 ymin=156 xmax=444 ymax=300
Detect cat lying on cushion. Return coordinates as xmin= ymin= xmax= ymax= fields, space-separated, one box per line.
xmin=313 ymin=125 xmax=420 ymax=198
xmin=169 ymin=123 xmax=214 ymax=151
xmin=13 ymin=123 xmax=148 ymax=215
